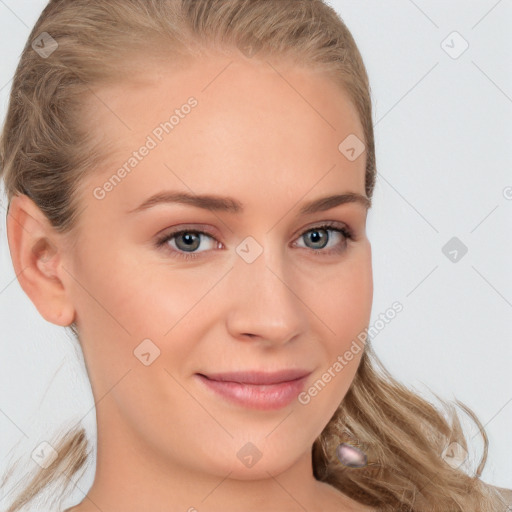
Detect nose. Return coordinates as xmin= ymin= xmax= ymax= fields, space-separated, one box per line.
xmin=224 ymin=244 xmax=309 ymax=347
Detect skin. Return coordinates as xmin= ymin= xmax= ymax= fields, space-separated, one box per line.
xmin=7 ymin=53 xmax=374 ymax=512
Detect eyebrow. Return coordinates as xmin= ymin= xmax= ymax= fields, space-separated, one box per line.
xmin=127 ymin=190 xmax=371 ymax=215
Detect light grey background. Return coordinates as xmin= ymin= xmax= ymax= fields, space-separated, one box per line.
xmin=0 ymin=0 xmax=511 ymax=508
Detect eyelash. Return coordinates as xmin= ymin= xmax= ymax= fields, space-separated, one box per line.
xmin=154 ymin=222 xmax=354 ymax=262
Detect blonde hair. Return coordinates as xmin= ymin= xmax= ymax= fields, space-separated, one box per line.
xmin=0 ymin=1 xmax=507 ymax=510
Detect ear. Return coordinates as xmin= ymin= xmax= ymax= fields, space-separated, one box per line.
xmin=6 ymin=193 xmax=76 ymax=327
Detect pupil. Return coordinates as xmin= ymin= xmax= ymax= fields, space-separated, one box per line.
xmin=178 ymin=232 xmax=199 ymax=251
xmin=309 ymin=229 xmax=327 ymax=248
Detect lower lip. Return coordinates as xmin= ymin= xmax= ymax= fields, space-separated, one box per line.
xmin=195 ymin=374 xmax=309 ymax=410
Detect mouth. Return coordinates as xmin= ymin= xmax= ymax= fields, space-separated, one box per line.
xmin=195 ymin=369 xmax=312 ymax=410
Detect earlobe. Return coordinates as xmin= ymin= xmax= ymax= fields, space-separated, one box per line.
xmin=6 ymin=193 xmax=76 ymax=327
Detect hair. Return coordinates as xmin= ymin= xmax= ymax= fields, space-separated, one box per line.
xmin=0 ymin=1 xmax=508 ymax=511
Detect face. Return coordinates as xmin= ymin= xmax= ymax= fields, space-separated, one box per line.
xmin=58 ymin=54 xmax=373 ymax=481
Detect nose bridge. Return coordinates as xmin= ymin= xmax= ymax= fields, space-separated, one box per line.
xmin=225 ymin=237 xmax=307 ymax=344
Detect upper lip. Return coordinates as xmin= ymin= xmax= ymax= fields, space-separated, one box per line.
xmin=198 ymin=369 xmax=312 ymax=385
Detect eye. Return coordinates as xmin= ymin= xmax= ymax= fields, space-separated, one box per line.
xmin=155 ymin=228 xmax=220 ymax=261
xmin=154 ymin=221 xmax=354 ymax=261
xmin=293 ymin=222 xmax=353 ymax=257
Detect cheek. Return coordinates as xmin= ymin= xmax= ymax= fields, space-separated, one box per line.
xmin=297 ymin=255 xmax=371 ymax=422
xmin=65 ymin=247 xmax=174 ymax=372
xmin=69 ymin=248 xmax=222 ymax=384
xmin=309 ymin=245 xmax=372 ymax=390
xmin=311 ymin=244 xmax=373 ymax=339
xmin=72 ymin=244 xmax=198 ymax=335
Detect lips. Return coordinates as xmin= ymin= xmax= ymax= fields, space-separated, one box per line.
xmin=195 ymin=369 xmax=312 ymax=410
xmin=198 ymin=369 xmax=311 ymax=385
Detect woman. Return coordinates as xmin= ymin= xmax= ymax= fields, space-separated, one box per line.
xmin=0 ymin=1 xmax=510 ymax=511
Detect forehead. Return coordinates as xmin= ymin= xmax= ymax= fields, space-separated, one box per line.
xmin=79 ymin=55 xmax=367 ymax=214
